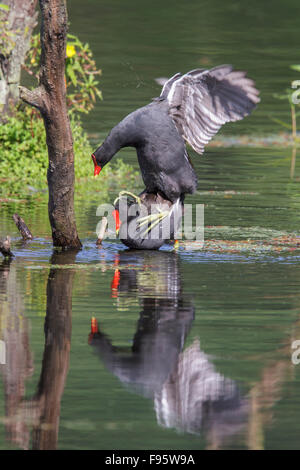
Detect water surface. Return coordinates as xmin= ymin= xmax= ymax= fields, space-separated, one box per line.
xmin=1 ymin=0 xmax=300 ymax=450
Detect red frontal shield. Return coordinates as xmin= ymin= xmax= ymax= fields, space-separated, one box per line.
xmin=91 ymin=153 xmax=102 ymax=176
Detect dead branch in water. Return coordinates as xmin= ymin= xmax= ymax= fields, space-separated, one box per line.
xmin=13 ymin=213 xmax=33 ymax=241
xmin=96 ymin=217 xmax=108 ymax=246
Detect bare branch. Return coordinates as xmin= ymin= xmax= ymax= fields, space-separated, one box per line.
xmin=13 ymin=213 xmax=34 ymax=241
xmin=96 ymin=217 xmax=108 ymax=246
xmin=18 ymin=85 xmax=46 ymax=113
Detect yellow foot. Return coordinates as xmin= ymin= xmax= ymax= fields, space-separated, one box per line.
xmin=137 ymin=209 xmax=170 ymax=237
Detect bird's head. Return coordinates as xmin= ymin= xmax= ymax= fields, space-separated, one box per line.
xmin=91 ymin=153 xmax=102 ymax=177
xmin=91 ymin=142 xmax=116 ymax=177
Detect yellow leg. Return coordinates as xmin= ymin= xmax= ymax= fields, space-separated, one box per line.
xmin=138 ymin=210 xmax=170 ymax=237
xmin=113 ymin=191 xmax=141 ymax=207
xmin=173 ymin=239 xmax=179 ymax=250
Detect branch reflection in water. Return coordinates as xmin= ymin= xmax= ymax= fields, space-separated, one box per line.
xmin=0 ymin=250 xmax=77 ymax=450
xmin=0 ymin=258 xmax=33 ymax=449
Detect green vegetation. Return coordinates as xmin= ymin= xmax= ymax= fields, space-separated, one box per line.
xmin=0 ymin=108 xmax=140 ymax=198
xmin=0 ymin=3 xmax=14 ymax=55
xmin=0 ymin=28 xmax=140 ymax=199
xmin=24 ymin=33 xmax=103 ymax=114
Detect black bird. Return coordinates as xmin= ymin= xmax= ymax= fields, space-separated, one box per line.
xmin=115 ymin=190 xmax=183 ymax=250
xmin=92 ymin=65 xmax=259 ymax=249
xmin=92 ymin=65 xmax=260 ymax=202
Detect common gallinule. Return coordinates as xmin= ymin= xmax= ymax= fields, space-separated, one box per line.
xmin=114 ymin=190 xmax=183 ymax=250
xmin=92 ymin=65 xmax=259 ymax=249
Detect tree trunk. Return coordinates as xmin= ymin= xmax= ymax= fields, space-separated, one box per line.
xmin=0 ymin=0 xmax=38 ymax=115
xmin=19 ymin=0 xmax=82 ymax=249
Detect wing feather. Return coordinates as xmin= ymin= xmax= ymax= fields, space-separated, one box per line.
xmin=161 ymin=65 xmax=260 ymax=154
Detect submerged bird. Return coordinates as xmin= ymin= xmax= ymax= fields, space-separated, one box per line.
xmin=114 ymin=190 xmax=183 ymax=250
xmin=92 ymin=65 xmax=260 ymax=248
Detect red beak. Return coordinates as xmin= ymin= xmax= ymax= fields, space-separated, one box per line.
xmin=91 ymin=153 xmax=101 ymax=176
xmin=112 ymin=209 xmax=121 ymax=233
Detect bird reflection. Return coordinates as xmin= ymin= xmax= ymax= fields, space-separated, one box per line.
xmin=89 ymin=251 xmax=248 ymax=445
xmin=90 ymin=251 xmax=194 ymax=398
xmin=155 ymin=339 xmax=248 ymax=447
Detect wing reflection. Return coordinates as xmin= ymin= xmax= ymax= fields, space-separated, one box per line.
xmin=155 ymin=339 xmax=248 ymax=446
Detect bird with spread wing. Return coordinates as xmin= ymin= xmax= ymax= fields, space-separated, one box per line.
xmin=92 ymin=65 xmax=260 ymax=249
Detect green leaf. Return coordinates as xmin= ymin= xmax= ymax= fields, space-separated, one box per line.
xmin=72 ymin=60 xmax=85 ymax=77
xmin=26 ymin=31 xmax=102 ymax=116
xmin=290 ymin=65 xmax=300 ymax=72
xmin=0 ymin=3 xmax=9 ymax=11
xmin=67 ymin=64 xmax=77 ymax=87
xmin=95 ymin=88 xmax=103 ymax=100
xmin=268 ymin=116 xmax=292 ymax=130
xmin=273 ymin=92 xmax=290 ymax=100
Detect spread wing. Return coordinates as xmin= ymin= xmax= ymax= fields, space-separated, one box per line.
xmin=160 ymin=65 xmax=260 ymax=154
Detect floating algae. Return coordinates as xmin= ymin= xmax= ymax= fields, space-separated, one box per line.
xmin=181 ymin=226 xmax=300 ymax=254
xmin=203 ymin=226 xmax=293 ymax=240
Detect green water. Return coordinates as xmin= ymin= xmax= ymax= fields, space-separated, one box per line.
xmin=1 ymin=0 xmax=300 ymax=450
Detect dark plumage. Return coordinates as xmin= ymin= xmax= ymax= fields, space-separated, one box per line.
xmin=116 ymin=191 xmax=183 ymax=250
xmin=92 ymin=65 xmax=260 ymax=203
xmin=93 ymin=99 xmax=197 ymax=202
